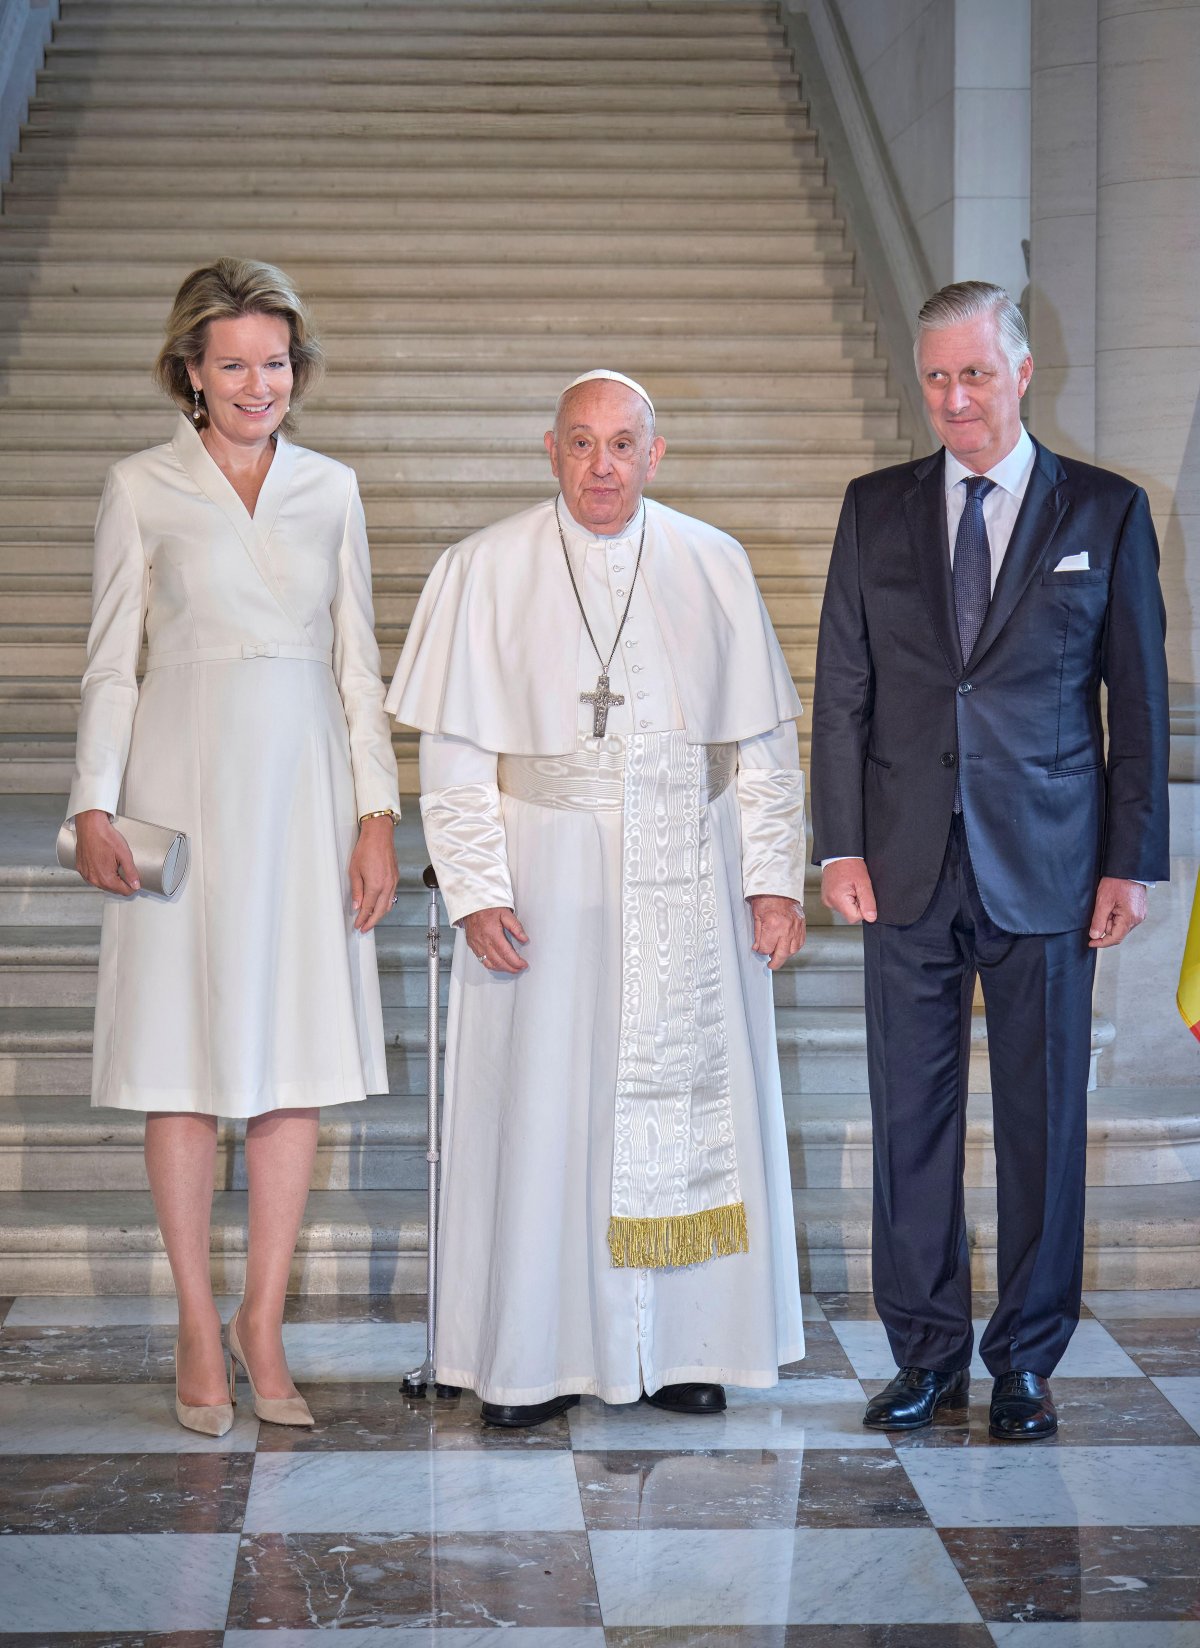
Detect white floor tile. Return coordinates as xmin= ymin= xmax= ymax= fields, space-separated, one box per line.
xmin=276 ymin=1321 xmax=427 ymax=1379
xmin=568 ymin=1379 xmax=884 ymax=1451
xmin=1154 ymin=1376 xmax=1200 ymax=1437
xmin=4 ymin=1294 xmax=241 ymax=1327
xmin=589 ymin=1527 xmax=980 ymax=1625
xmin=831 ymin=1317 xmax=1143 ymax=1380
xmin=901 ymin=1445 xmax=1200 ymax=1527
xmin=0 ymin=1533 xmax=239 ymax=1631
xmin=244 ymin=1449 xmax=586 ymax=1533
xmin=0 ymin=1382 xmax=258 ymax=1452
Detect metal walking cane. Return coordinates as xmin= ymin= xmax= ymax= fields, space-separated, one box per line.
xmin=403 ymin=864 xmax=460 ymax=1400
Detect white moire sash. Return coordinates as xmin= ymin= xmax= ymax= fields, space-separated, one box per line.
xmin=498 ymin=731 xmax=747 ymax=1270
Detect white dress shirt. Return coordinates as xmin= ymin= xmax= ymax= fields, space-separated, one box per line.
xmin=944 ymin=424 xmax=1036 ymax=590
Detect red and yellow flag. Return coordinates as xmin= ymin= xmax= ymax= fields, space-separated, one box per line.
xmin=1179 ymin=872 xmax=1200 ymax=1041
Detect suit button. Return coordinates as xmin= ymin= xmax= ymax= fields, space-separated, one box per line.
xmin=941 ymin=752 xmax=957 ymax=768
xmin=959 ymin=681 xmax=974 ymax=694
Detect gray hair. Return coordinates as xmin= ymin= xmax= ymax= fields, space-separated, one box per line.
xmin=914 ymin=280 xmax=1031 ymax=375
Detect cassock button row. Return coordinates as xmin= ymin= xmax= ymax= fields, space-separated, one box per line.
xmin=640 ymin=719 xmax=649 ymax=727
xmin=615 ymin=589 xmax=626 ymax=597
xmin=632 ymin=665 xmax=642 ymax=673
xmin=625 ymin=639 xmax=636 ymax=648
xmin=637 ymin=692 xmax=647 ymax=700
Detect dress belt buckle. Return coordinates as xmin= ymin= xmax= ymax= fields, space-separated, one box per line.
xmin=242 ymin=642 xmax=280 ymax=660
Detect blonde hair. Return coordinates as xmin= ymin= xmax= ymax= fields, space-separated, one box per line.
xmin=154 ymin=257 xmax=323 ymax=435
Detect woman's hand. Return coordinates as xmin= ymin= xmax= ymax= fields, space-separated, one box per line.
xmin=462 ymin=906 xmax=530 ymax=974
xmin=349 ymin=815 xmax=399 ymax=932
xmin=748 ymin=894 xmax=806 ymax=970
xmin=73 ymin=809 xmax=140 ymax=895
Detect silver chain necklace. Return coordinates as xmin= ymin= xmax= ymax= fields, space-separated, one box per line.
xmin=555 ymin=497 xmax=647 ymax=737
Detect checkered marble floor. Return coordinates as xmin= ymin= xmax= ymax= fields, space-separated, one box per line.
xmin=1 ymin=1291 xmax=1200 ymax=1645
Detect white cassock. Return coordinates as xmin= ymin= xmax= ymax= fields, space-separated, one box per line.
xmin=387 ymin=496 xmax=806 ymax=1404
xmin=68 ymin=414 xmax=401 ymax=1117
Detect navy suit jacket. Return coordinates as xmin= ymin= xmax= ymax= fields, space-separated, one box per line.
xmin=810 ymin=439 xmax=1170 ymax=933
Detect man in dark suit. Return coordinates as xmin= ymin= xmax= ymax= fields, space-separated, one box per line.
xmin=810 ymin=281 xmax=1170 ymax=1441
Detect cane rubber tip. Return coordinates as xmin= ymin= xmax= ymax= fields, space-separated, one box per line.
xmin=423 ymin=864 xmax=440 ymax=889
xmin=434 ymin=1383 xmax=463 ymax=1400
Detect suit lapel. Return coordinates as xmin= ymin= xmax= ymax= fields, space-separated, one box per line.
xmin=966 ymin=438 xmax=1069 ymax=670
xmin=903 ymin=450 xmax=962 ymax=676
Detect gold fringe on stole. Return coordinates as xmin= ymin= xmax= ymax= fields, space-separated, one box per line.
xmin=607 ymin=1202 xmax=749 ymax=1270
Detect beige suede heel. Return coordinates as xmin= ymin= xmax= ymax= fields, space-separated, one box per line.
xmin=173 ymin=1339 xmax=234 ymax=1437
xmin=227 ymin=1308 xmax=314 ymax=1428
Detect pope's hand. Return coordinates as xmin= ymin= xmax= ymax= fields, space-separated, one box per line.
xmin=73 ymin=808 xmax=139 ymax=895
xmin=821 ymin=858 xmax=878 ymax=924
xmin=462 ymin=906 xmax=530 ymax=974
xmin=748 ymin=894 xmax=806 ymax=970
xmin=350 ymin=815 xmax=399 ymax=933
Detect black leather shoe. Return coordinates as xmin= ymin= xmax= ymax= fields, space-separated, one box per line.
xmin=989 ymin=1371 xmax=1057 ymax=1441
xmin=480 ymin=1393 xmax=580 ymax=1429
xmin=863 ymin=1365 xmax=970 ymax=1430
xmin=643 ymin=1382 xmax=727 ymax=1415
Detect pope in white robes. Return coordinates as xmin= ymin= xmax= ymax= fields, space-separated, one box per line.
xmin=387 ymin=371 xmax=807 ymax=1423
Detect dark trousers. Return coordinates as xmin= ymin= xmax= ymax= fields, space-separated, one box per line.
xmin=862 ymin=815 xmax=1097 ymax=1377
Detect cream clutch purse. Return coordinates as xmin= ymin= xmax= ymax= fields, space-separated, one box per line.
xmin=56 ymin=814 xmax=190 ymax=898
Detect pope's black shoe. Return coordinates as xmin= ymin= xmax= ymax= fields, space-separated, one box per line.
xmin=863 ymin=1365 xmax=970 ymax=1430
xmin=480 ymin=1393 xmax=580 ymax=1429
xmin=989 ymin=1371 xmax=1058 ymax=1441
xmin=643 ymin=1382 xmax=727 ymax=1415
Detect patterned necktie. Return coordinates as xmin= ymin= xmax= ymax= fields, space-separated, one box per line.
xmin=952 ymin=474 xmax=996 ymax=665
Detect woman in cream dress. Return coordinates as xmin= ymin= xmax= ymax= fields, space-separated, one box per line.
xmin=68 ymin=258 xmax=401 ymax=1433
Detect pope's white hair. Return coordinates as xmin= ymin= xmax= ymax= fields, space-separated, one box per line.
xmin=914 ymin=280 xmax=1031 ymax=375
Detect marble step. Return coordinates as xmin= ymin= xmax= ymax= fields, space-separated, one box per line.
xmin=5 ymin=199 xmax=839 ymax=234
xmin=39 ymin=55 xmax=797 ymax=88
xmin=0 ymin=339 xmax=881 ymax=378
xmin=5 ymin=161 xmax=828 ymax=197
xmin=0 ymin=300 xmax=874 ymax=344
xmin=30 ymin=82 xmax=807 ymax=116
xmin=0 ymin=1003 xmax=1116 ymax=1099
xmin=1 ymin=1179 xmax=1196 ymax=1294
xmin=0 ymin=444 xmax=904 ymax=492
xmin=0 ymin=406 xmax=901 ymax=446
xmin=0 ymin=922 xmax=863 ymax=1011
xmin=0 ymin=262 xmax=855 ymax=303
xmin=16 ymin=133 xmax=817 ymax=170
xmin=3 ymin=1085 xmax=1194 ymax=1194
xmin=0 ymin=225 xmax=838 ymax=264
xmin=22 ymin=108 xmax=812 ymax=143
xmin=0 ymin=490 xmax=852 ymax=535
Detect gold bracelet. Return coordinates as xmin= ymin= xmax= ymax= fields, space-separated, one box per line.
xmin=359 ymin=809 xmax=399 ymax=824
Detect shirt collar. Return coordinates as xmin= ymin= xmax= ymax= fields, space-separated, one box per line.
xmin=555 ymin=494 xmax=644 ymax=546
xmin=944 ymin=424 xmax=1035 ymax=501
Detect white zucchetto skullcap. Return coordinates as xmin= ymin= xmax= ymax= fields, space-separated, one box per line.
xmin=556 ymin=369 xmax=655 ymax=420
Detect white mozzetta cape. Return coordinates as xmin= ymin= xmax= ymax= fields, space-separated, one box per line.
xmin=385 ymin=497 xmax=801 ymax=747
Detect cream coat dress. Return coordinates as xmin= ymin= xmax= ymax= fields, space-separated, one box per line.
xmin=389 ymin=499 xmax=807 ymax=1404
xmin=67 ymin=415 xmax=401 ymax=1117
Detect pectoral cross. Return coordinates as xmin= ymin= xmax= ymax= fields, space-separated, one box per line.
xmin=581 ymin=670 xmax=624 ymax=737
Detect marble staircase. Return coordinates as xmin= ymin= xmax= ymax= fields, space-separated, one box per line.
xmin=0 ymin=0 xmax=1195 ymax=1293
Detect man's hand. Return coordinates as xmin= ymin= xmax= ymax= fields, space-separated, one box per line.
xmin=1088 ymin=876 xmax=1148 ymax=949
xmin=349 ymin=815 xmax=399 ymax=933
xmin=748 ymin=895 xmax=806 ymax=971
xmin=821 ymin=858 xmax=878 ymax=924
xmin=73 ymin=809 xmax=139 ymax=895
xmin=462 ymin=906 xmax=530 ymax=974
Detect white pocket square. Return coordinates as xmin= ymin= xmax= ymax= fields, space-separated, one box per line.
xmin=1053 ymin=552 xmax=1090 ymax=571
